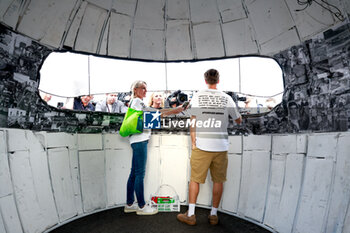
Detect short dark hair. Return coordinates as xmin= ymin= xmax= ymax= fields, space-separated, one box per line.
xmin=204 ymin=69 xmax=219 ymax=84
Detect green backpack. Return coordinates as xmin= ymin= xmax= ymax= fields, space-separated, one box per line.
xmin=119 ymin=101 xmax=144 ymax=137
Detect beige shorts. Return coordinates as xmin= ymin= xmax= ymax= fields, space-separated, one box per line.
xmin=190 ymin=147 xmax=228 ymax=184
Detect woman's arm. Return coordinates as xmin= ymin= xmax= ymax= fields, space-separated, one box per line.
xmin=142 ymin=102 xmax=189 ymax=117
xmin=160 ymin=106 xmax=185 ymax=117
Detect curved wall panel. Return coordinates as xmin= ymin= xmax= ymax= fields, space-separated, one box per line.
xmin=1 ymin=129 xmax=350 ymax=233
xmin=0 ymin=0 xmax=349 ymax=60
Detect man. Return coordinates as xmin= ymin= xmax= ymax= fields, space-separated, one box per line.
xmin=95 ymin=93 xmax=127 ymax=113
xmin=39 ymin=90 xmax=52 ymax=103
xmin=177 ymin=69 xmax=242 ymax=226
xmin=73 ymin=95 xmax=95 ymax=111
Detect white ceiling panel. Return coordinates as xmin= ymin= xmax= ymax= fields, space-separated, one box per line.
xmin=131 ymin=29 xmax=164 ymax=60
xmin=193 ymin=22 xmax=225 ymax=59
xmin=134 ymin=0 xmax=165 ymax=30
xmin=64 ymin=1 xmax=88 ymax=48
xmin=167 ymin=0 xmax=190 ymax=20
xmin=86 ymin=0 xmax=113 ymax=10
xmin=217 ymin=0 xmax=247 ymax=23
xmin=108 ymin=12 xmax=132 ymax=57
xmin=190 ymin=0 xmax=220 ymax=24
xmin=0 ymin=0 xmax=347 ymax=61
xmin=245 ymin=0 xmax=296 ymax=44
xmin=2 ymin=0 xmax=23 ymax=29
xmin=112 ymin=0 xmax=137 ymax=16
xmin=260 ymin=27 xmax=300 ymax=55
xmin=0 ymin=0 xmax=13 ymax=21
xmin=17 ymin=0 xmax=77 ymax=48
xmin=222 ymin=18 xmax=258 ymax=56
xmin=166 ymin=20 xmax=192 ymax=60
xmin=286 ymin=0 xmax=335 ymax=40
xmin=74 ymin=4 xmax=108 ymax=53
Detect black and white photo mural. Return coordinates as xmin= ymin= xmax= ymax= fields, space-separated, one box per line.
xmin=0 ymin=22 xmax=350 ymax=134
xmin=269 ymin=22 xmax=350 ymax=133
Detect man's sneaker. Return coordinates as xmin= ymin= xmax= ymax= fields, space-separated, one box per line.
xmin=124 ymin=203 xmax=138 ymax=213
xmin=177 ymin=211 xmax=196 ymax=226
xmin=136 ymin=203 xmax=158 ymax=215
xmin=208 ymin=214 xmax=219 ymax=225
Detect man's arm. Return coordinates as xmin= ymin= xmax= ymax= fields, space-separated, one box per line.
xmin=190 ymin=116 xmax=196 ymax=149
xmin=227 ymin=97 xmax=242 ymax=125
xmin=235 ymin=116 xmax=242 ymax=125
xmin=140 ymin=105 xmax=185 ymax=117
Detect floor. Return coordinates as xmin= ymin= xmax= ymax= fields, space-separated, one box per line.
xmin=50 ymin=206 xmax=271 ymax=233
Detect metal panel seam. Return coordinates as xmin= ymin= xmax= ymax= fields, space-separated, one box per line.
xmin=322 ymin=133 xmax=341 ymax=232
xmin=129 ymin=0 xmax=139 ymax=58
xmin=215 ymin=0 xmax=226 ymax=57
xmin=187 ymin=0 xmax=196 ymax=59
xmin=45 ymin=147 xmax=60 ymax=222
xmin=291 ymin=135 xmax=308 ymax=232
xmin=241 ymin=0 xmax=260 ymax=54
xmin=72 ymin=2 xmax=88 ymax=50
xmin=261 ymin=135 xmax=272 ymax=223
xmin=282 ymin=0 xmax=302 ymax=42
xmin=96 ymin=2 xmax=113 ymax=54
xmin=59 ymin=0 xmax=83 ymax=49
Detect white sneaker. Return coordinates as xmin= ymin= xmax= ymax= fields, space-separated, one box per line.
xmin=124 ymin=203 xmax=138 ymax=213
xmin=136 ymin=203 xmax=158 ymax=215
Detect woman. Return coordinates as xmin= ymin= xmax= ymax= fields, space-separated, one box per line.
xmin=124 ymin=81 xmax=187 ymax=215
xmin=148 ymin=92 xmax=164 ymax=109
xmin=124 ymin=80 xmax=157 ymax=215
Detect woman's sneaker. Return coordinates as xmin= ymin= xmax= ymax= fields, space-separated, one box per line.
xmin=136 ymin=203 xmax=158 ymax=215
xmin=124 ymin=203 xmax=138 ymax=213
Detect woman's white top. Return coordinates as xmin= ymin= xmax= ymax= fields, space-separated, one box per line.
xmin=129 ymin=98 xmax=151 ymax=144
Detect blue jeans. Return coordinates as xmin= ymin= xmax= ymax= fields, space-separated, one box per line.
xmin=127 ymin=140 xmax=148 ymax=208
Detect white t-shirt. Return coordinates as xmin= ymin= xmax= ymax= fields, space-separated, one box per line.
xmin=188 ymin=89 xmax=241 ymax=152
xmin=107 ymin=104 xmax=113 ymax=112
xmin=129 ymin=98 xmax=151 ymax=144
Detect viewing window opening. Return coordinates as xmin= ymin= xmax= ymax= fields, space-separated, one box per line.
xmin=39 ymin=52 xmax=283 ymax=114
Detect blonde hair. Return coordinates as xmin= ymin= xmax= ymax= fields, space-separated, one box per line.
xmin=131 ymin=80 xmax=147 ymax=98
xmin=148 ymin=92 xmax=164 ymax=108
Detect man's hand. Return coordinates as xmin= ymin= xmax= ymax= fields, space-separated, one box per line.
xmin=182 ymin=101 xmax=190 ymax=110
xmin=235 ymin=116 xmax=242 ymax=125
